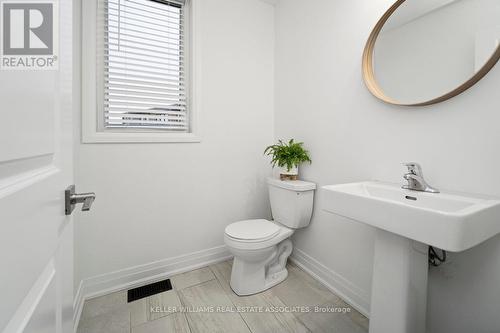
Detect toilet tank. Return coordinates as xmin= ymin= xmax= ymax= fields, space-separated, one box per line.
xmin=267 ymin=177 xmax=316 ymax=229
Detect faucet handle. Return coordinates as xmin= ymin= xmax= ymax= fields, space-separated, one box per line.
xmin=402 ymin=162 xmax=422 ymax=175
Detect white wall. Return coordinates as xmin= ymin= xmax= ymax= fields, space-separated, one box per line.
xmin=274 ymin=0 xmax=500 ymax=332
xmin=75 ymin=0 xmax=275 ymax=284
xmin=74 ymin=0 xmax=500 ymax=331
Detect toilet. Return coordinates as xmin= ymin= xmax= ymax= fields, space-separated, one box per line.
xmin=224 ymin=177 xmax=316 ymax=296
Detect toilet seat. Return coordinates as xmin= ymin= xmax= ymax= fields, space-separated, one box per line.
xmin=224 ymin=219 xmax=294 ymax=251
xmin=225 ymin=219 xmax=280 ymax=242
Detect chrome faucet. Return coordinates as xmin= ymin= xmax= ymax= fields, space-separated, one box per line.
xmin=402 ymin=162 xmax=439 ymax=193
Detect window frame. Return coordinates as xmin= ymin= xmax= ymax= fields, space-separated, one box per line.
xmin=82 ymin=0 xmax=200 ymax=143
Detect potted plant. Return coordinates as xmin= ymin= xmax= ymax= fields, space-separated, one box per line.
xmin=264 ymin=139 xmax=312 ymax=180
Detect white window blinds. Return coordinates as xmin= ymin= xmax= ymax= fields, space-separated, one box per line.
xmin=103 ymin=0 xmax=188 ymax=131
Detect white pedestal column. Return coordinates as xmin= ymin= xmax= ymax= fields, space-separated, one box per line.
xmin=369 ymin=229 xmax=429 ymax=333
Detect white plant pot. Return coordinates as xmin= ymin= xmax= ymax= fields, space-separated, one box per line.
xmin=280 ymin=165 xmax=298 ymax=176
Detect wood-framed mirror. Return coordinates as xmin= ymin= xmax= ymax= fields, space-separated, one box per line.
xmin=362 ymin=0 xmax=500 ymax=106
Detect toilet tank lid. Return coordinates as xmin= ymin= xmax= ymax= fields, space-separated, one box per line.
xmin=267 ymin=177 xmax=316 ymax=192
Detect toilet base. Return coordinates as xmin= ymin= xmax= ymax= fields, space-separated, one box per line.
xmin=230 ymin=239 xmax=293 ymax=296
xmin=230 ymin=265 xmax=289 ymax=296
xmin=264 ymin=266 xmax=289 ymax=290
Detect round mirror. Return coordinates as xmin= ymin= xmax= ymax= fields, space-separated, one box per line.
xmin=363 ymin=0 xmax=500 ymax=106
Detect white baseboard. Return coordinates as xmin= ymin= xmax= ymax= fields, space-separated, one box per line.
xmin=73 ymin=280 xmax=85 ymax=333
xmin=290 ymin=248 xmax=371 ymax=318
xmin=73 ymin=245 xmax=232 ymax=332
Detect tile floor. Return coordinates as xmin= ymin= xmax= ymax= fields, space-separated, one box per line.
xmin=77 ymin=260 xmax=368 ymax=333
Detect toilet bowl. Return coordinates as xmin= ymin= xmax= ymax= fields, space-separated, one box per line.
xmin=225 ymin=219 xmax=294 ymax=295
xmin=224 ymin=178 xmax=316 ymax=296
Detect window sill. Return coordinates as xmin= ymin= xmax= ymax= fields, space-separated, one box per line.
xmin=81 ymin=131 xmax=201 ymax=144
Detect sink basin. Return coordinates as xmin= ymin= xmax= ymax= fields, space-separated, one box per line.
xmin=322 ymin=181 xmax=500 ymax=333
xmin=322 ymin=181 xmax=500 ymax=252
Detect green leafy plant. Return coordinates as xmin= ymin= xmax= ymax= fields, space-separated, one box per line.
xmin=264 ymin=139 xmax=312 ymax=172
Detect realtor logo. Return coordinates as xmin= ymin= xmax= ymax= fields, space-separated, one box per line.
xmin=0 ymin=0 xmax=58 ymax=70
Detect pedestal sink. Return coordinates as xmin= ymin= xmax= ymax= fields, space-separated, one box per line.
xmin=322 ymin=181 xmax=500 ymax=333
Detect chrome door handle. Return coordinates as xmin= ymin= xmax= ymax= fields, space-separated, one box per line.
xmin=65 ymin=185 xmax=96 ymax=215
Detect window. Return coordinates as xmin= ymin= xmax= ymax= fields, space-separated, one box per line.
xmin=82 ymin=0 xmax=199 ymax=143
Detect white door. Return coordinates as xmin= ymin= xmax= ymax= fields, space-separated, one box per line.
xmin=0 ymin=0 xmax=75 ymax=332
